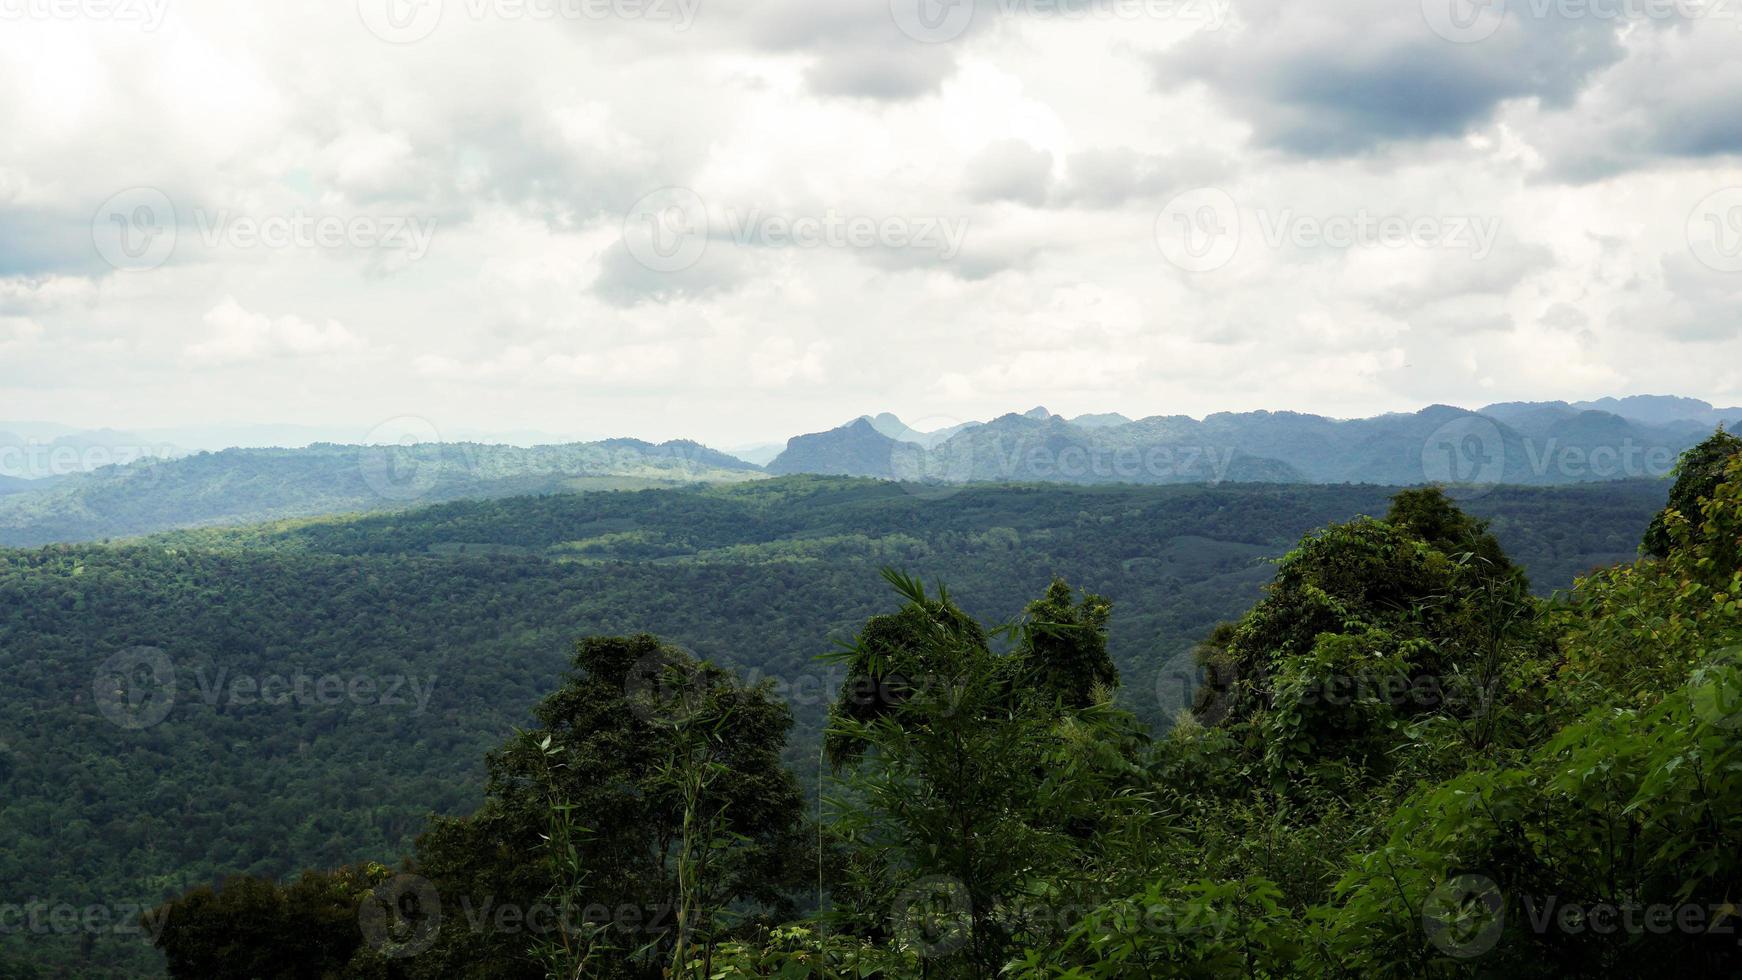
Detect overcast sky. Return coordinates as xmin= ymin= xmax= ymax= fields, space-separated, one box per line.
xmin=2 ymin=0 xmax=1740 ymax=446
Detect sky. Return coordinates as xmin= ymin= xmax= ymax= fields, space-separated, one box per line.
xmin=2 ymin=0 xmax=1741 ymax=448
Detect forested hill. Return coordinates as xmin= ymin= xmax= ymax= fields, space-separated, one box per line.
xmin=151 ymin=475 xmax=1664 ymax=591
xmin=0 ymin=440 xmax=761 ymax=548
xmin=767 ymin=403 xmax=1737 ymax=485
xmin=1 ymin=400 xmax=1730 ymax=549
xmin=0 ymin=477 xmax=1668 ymax=974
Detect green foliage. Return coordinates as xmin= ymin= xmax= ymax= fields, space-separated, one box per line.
xmin=1556 ymin=455 xmax=1742 ymax=708
xmin=1329 ymin=654 xmax=1742 ymax=976
xmin=822 ymin=575 xmax=1152 ymax=979
xmin=402 ymin=635 xmax=808 ymax=979
xmin=127 ymin=451 xmax=1742 ymax=976
xmin=0 ymin=476 xmax=1684 ymax=974
xmin=1193 ymin=489 xmax=1550 ymax=785
xmin=1643 ymin=427 xmax=1742 ymax=558
xmin=147 ymin=863 xmax=393 ymax=979
xmin=1006 ymin=878 xmax=1309 ymax=979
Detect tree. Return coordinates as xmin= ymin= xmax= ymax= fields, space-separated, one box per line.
xmin=822 ymin=570 xmax=1117 ymax=767
xmin=392 ymin=635 xmax=807 ymax=978
xmin=1192 ymin=488 xmax=1545 ymax=780
xmin=149 ymin=864 xmax=392 ymax=979
xmin=1643 ymin=428 xmax=1742 ymax=558
xmin=822 ymin=573 xmax=1147 ymax=979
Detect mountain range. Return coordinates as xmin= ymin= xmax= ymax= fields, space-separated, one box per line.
xmin=767 ymin=395 xmax=1742 ymax=487
xmin=0 ymin=395 xmax=1735 ymax=546
xmin=0 ymin=439 xmax=760 ymax=547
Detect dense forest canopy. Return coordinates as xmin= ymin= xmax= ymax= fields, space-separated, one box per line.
xmin=0 ymin=465 xmax=1723 ymax=975
xmin=119 ymin=430 xmax=1742 ymax=977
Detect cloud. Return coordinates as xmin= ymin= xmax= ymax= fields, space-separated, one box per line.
xmin=1510 ymin=23 xmax=1742 ymax=180
xmin=0 ymin=316 xmax=44 ymax=352
xmin=1159 ymin=0 xmax=1623 ymax=156
xmin=187 ymin=298 xmax=365 ymax=366
xmin=749 ymin=337 xmax=828 ymax=386
xmin=962 ymin=139 xmax=1055 ymax=206
xmin=589 ymin=240 xmax=752 ymax=308
xmin=4 ymin=0 xmax=1742 ymax=441
xmin=1054 ymin=147 xmax=1229 ymax=209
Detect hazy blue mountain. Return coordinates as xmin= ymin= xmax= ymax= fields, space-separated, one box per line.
xmin=1478 ymin=400 xmax=1581 ymax=429
xmin=0 ymin=440 xmax=761 ymax=546
xmin=593 ymin=438 xmax=759 ymax=472
xmin=861 ymin=412 xmax=929 ymax=445
xmin=1568 ymin=395 xmax=1742 ymax=428
xmin=765 ymin=418 xmax=905 ymax=478
xmin=0 ymin=425 xmax=181 ymax=479
xmin=1071 ymin=412 xmax=1134 ymax=429
xmin=916 ymin=419 xmax=983 ymax=448
xmin=784 ymin=410 xmax=1308 ymax=486
xmin=6 ymin=397 xmax=1731 ymax=547
xmin=725 ymin=442 xmax=786 ymax=466
xmin=769 ymin=402 xmax=1719 ymax=491
xmin=857 ymin=412 xmax=982 ymax=449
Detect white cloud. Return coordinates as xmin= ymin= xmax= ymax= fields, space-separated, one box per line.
xmin=0 ymin=1 xmax=1738 ymax=443
xmin=187 ymin=297 xmax=365 ymax=366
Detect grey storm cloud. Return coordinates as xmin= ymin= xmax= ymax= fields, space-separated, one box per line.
xmin=1158 ymin=0 xmax=1624 ymax=156
xmin=1517 ymin=24 xmax=1742 ymax=181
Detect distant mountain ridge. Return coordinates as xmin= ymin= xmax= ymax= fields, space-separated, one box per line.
xmin=766 ymin=398 xmax=1742 ymax=489
xmin=0 ymin=439 xmax=760 ymax=547
xmin=1 ymin=396 xmax=1735 ymax=546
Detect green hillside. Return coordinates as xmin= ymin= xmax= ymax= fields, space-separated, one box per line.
xmin=0 ymin=477 xmax=1669 ymax=975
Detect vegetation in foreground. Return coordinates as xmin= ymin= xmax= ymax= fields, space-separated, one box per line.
xmin=0 ymin=478 xmax=1670 ymax=974
xmin=134 ymin=430 xmax=1742 ymax=977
